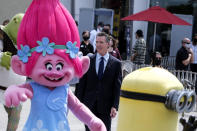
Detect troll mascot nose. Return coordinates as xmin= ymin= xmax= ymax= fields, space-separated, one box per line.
xmin=117 ymin=67 xmax=183 ymax=131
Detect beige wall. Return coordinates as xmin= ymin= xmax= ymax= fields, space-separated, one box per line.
xmin=0 ymin=0 xmax=31 ymax=24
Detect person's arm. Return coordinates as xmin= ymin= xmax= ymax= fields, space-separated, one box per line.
xmin=131 ymin=53 xmax=137 ymax=61
xmin=189 ymin=48 xmax=194 ymax=63
xmin=68 ymin=89 xmax=106 ymax=131
xmin=0 ymin=51 xmax=12 ymax=70
xmin=89 ymin=30 xmax=96 ymax=46
xmin=182 ymin=49 xmax=193 ymax=65
xmin=111 ymin=61 xmax=122 ymax=117
xmin=182 ymin=54 xmax=191 ymax=66
xmin=131 ymin=42 xmax=138 ymax=61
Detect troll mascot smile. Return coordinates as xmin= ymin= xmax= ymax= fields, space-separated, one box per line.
xmin=4 ymin=0 xmax=106 ymax=131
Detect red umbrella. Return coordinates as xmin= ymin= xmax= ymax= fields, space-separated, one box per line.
xmin=121 ymin=6 xmax=191 ymax=51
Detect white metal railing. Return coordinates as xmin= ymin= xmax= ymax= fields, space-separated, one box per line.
xmin=121 ymin=61 xmax=150 ymax=78
xmin=161 ymin=56 xmax=176 ymax=70
xmin=121 ymin=61 xmax=196 ymax=87
xmin=169 ymin=70 xmax=197 ymax=86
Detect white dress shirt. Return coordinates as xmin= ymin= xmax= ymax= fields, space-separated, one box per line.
xmin=189 ymin=43 xmax=197 ymax=64
xmin=95 ymin=53 xmax=109 ymax=74
xmin=90 ymin=28 xmax=101 ymax=52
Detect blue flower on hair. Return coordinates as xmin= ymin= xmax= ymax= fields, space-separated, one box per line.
xmin=36 ymin=37 xmax=55 ymax=56
xmin=66 ymin=41 xmax=79 ymax=59
xmin=17 ymin=45 xmax=31 ymax=63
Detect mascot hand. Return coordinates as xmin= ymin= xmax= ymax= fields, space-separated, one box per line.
xmin=0 ymin=52 xmax=12 ymax=70
xmin=89 ymin=117 xmax=107 ymax=131
xmin=4 ymin=85 xmax=33 ymax=107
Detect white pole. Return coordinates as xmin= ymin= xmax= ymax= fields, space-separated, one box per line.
xmin=153 ymin=23 xmax=157 ymax=52
xmin=152 ymin=1 xmax=159 ymax=52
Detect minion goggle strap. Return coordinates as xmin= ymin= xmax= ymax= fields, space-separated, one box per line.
xmin=120 ymin=89 xmax=196 ymax=113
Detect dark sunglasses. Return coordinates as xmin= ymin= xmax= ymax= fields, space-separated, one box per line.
xmin=183 ymin=42 xmax=190 ymax=44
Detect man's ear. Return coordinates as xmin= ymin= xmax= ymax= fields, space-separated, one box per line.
xmin=81 ymin=56 xmax=90 ymax=75
xmin=11 ymin=55 xmax=26 ymax=76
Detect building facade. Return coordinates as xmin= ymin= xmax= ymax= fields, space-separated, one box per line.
xmin=0 ymin=0 xmax=31 ymax=24
xmin=0 ymin=0 xmax=94 ymax=25
xmin=94 ymin=0 xmax=197 ymax=61
xmin=1 ymin=0 xmax=197 ymax=61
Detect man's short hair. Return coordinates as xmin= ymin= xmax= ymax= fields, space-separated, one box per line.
xmin=98 ymin=22 xmax=104 ymax=27
xmin=104 ymin=24 xmax=111 ymax=28
xmin=136 ymin=29 xmax=143 ymax=37
xmin=181 ymin=38 xmax=190 ymax=44
xmin=82 ymin=30 xmax=90 ymax=36
xmin=2 ymin=19 xmax=9 ymax=26
xmin=96 ymin=32 xmax=110 ymax=43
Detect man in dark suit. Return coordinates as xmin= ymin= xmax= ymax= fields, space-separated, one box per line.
xmin=76 ymin=32 xmax=122 ymax=131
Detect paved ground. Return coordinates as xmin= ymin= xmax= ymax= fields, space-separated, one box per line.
xmin=0 ymin=86 xmax=118 ymax=131
xmin=0 ymin=87 xmax=196 ymax=131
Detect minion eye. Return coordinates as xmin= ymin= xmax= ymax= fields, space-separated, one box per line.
xmin=56 ymin=63 xmax=63 ymax=71
xmin=45 ymin=62 xmax=53 ymax=71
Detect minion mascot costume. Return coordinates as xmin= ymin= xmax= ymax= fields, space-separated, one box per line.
xmin=117 ymin=67 xmax=196 ymax=131
xmin=0 ymin=13 xmax=26 ymax=131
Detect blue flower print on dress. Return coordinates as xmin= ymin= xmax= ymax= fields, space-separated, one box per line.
xmin=55 ymin=121 xmax=70 ymax=131
xmin=36 ymin=37 xmax=55 ymax=56
xmin=31 ymin=120 xmax=48 ymax=131
xmin=66 ymin=41 xmax=79 ymax=59
xmin=17 ymin=45 xmax=31 ymax=63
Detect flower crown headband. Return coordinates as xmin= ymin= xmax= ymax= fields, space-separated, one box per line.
xmin=17 ymin=37 xmax=79 ymax=63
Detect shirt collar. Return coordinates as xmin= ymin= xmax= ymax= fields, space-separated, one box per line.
xmin=96 ymin=52 xmax=109 ymax=61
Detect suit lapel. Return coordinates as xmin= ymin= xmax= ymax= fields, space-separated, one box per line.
xmin=91 ymin=54 xmax=97 ymax=77
xmin=103 ymin=55 xmax=113 ymax=77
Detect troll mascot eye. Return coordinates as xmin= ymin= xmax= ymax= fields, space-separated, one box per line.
xmin=45 ymin=62 xmax=53 ymax=71
xmin=56 ymin=63 xmax=63 ymax=71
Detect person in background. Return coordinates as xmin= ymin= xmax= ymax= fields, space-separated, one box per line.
xmin=102 ymin=24 xmax=111 ymax=35
xmin=76 ymin=32 xmax=122 ymax=131
xmin=0 ymin=19 xmax=10 ymax=51
xmin=175 ymin=38 xmax=193 ymax=71
xmin=89 ymin=22 xmax=104 ymax=52
xmin=80 ymin=30 xmax=94 ymax=56
xmin=189 ymin=34 xmax=197 ymax=97
xmin=131 ymin=29 xmax=146 ymax=64
xmin=189 ymin=34 xmax=197 ymax=73
xmin=2 ymin=19 xmax=10 ymax=26
xmin=0 ymin=30 xmax=3 ymax=51
xmin=147 ymin=34 xmax=162 ymax=64
xmin=0 ymin=13 xmax=25 ymax=131
xmin=75 ymin=20 xmax=78 ymax=27
xmin=108 ymin=36 xmax=121 ymax=60
xmin=151 ymin=51 xmax=162 ymax=67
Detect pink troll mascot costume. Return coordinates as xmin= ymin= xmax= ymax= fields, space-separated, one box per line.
xmin=4 ymin=0 xmax=106 ymax=130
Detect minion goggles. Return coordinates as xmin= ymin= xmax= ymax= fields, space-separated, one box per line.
xmin=120 ymin=81 xmax=196 ymax=113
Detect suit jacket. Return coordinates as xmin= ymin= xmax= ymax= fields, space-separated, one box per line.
xmin=76 ymin=54 xmax=122 ymax=114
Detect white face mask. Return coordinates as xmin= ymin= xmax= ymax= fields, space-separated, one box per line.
xmin=185 ymin=44 xmax=190 ymax=48
xmin=98 ymin=27 xmax=103 ymax=32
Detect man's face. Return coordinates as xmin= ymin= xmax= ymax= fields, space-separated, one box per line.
xmin=103 ymin=26 xmax=110 ymax=34
xmin=182 ymin=39 xmax=190 ymax=48
xmin=96 ymin=36 xmax=109 ymax=56
xmin=156 ymin=53 xmax=162 ymax=59
xmin=135 ymin=33 xmax=138 ymax=39
xmin=97 ymin=26 xmax=103 ymax=32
